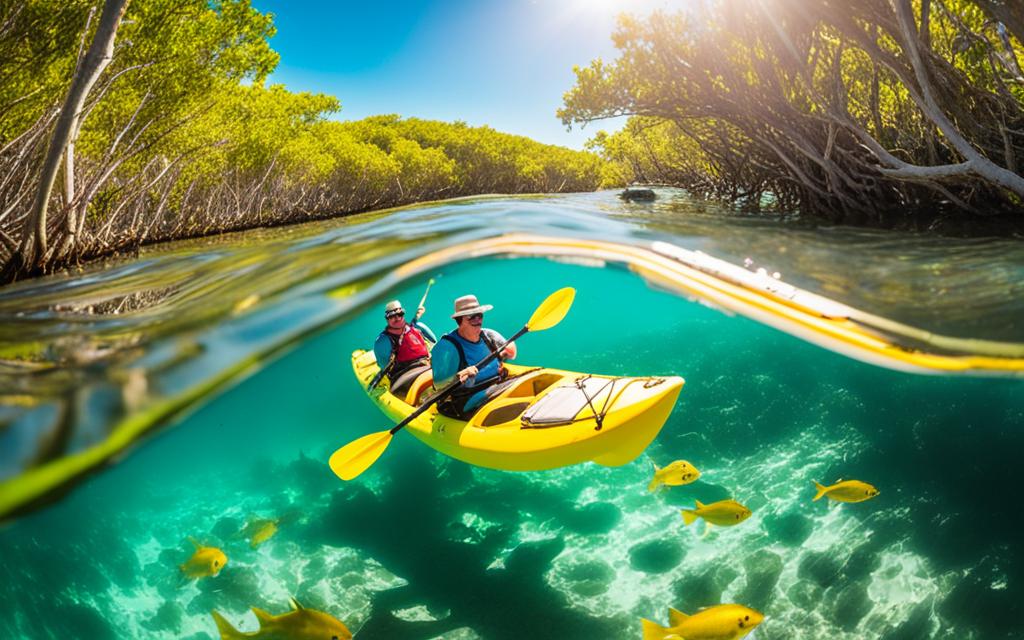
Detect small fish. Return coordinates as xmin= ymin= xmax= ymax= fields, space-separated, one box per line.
xmin=233 ymin=294 xmax=260 ymax=314
xmin=642 ymin=603 xmax=764 ymax=640
xmin=180 ymin=537 xmax=227 ymax=579
xmin=681 ymin=499 xmax=751 ymax=528
xmin=211 ymin=597 xmax=352 ymax=640
xmin=813 ymin=479 xmax=879 ymax=503
xmin=242 ymin=518 xmax=279 ymax=549
xmin=648 ymin=460 xmax=701 ymax=492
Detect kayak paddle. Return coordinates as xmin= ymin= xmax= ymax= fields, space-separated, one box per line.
xmin=417 ymin=277 xmax=436 ymax=311
xmin=329 ymin=286 xmax=576 ymax=481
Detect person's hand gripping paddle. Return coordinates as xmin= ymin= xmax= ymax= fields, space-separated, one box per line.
xmin=329 ymin=287 xmax=575 ymax=481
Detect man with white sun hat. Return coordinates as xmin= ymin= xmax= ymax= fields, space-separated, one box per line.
xmin=431 ymin=293 xmax=517 ymax=419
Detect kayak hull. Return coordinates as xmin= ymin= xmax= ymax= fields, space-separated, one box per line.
xmin=351 ymin=350 xmax=684 ymax=471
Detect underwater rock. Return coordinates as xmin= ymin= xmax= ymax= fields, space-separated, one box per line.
xmin=628 ymin=538 xmax=685 ymax=574
xmin=310 ymin=452 xmax=623 ymax=639
xmin=563 ymin=502 xmax=621 ymax=535
xmin=881 ymin=596 xmax=936 ymax=639
xmin=568 ymin=577 xmax=611 ymax=598
xmin=51 ymin=602 xmax=117 ymax=640
xmin=445 ymin=519 xmax=484 ymax=544
xmin=393 ymin=604 xmax=451 ymax=622
xmin=785 ymin=579 xmax=823 ymax=610
xmin=280 ymin=451 xmax=341 ymax=502
xmin=145 ymin=547 xmax=189 ymax=599
xmin=504 ymin=537 xmax=565 ymax=577
xmin=304 ymin=554 xmax=326 ymax=575
xmin=762 ymin=510 xmax=814 ymax=547
xmin=841 ymin=541 xmax=883 ymax=581
xmin=289 ymin=587 xmax=335 ymax=616
xmin=828 ymin=580 xmax=872 ymax=631
xmin=938 ymin=555 xmax=1019 ymax=638
xmin=271 ymin=540 xmax=301 ymax=562
xmin=426 ymin=627 xmax=480 ymax=639
xmin=339 ymin=571 xmax=366 ymax=589
xmin=559 ymin=558 xmax=616 ymax=597
xmin=97 ymin=527 xmax=142 ymax=589
xmin=797 ymin=550 xmax=843 ymax=588
xmin=357 ymin=609 xmax=462 ymax=639
xmin=671 ymin=564 xmax=740 ymax=613
xmin=188 ymin=565 xmax=270 ymax=616
xmin=155 ymin=546 xmax=179 ymax=567
xmin=329 ymin=552 xmax=367 ymax=577
xmin=212 ymin=515 xmax=241 ymax=540
xmin=141 ymin=600 xmax=184 ymax=635
xmin=736 ymin=549 xmax=784 ymax=610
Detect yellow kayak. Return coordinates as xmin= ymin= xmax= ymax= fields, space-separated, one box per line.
xmin=351 ymin=349 xmax=684 ymax=471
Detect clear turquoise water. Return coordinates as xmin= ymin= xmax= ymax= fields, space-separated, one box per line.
xmin=1 ymin=191 xmax=1023 ymax=638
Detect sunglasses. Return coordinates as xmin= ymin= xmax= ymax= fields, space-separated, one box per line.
xmin=386 ymin=311 xmax=405 ymax=319
xmin=466 ymin=313 xmax=483 ymax=321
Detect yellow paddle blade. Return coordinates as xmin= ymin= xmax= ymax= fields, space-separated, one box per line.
xmin=328 ymin=431 xmax=393 ymax=481
xmin=526 ymin=287 xmax=575 ymax=332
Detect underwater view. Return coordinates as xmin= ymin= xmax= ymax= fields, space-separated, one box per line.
xmin=1 ymin=190 xmax=1023 ymax=639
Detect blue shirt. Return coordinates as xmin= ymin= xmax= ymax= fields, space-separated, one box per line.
xmin=431 ymin=328 xmax=508 ymax=411
xmin=373 ymin=319 xmax=437 ymax=369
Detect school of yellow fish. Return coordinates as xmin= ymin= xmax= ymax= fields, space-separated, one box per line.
xmin=171 ymin=454 xmax=876 ymax=638
xmin=172 ymin=516 xmax=352 ymax=638
xmin=643 ymin=456 xmax=880 ymax=637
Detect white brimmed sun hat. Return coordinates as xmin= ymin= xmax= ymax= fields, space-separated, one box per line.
xmin=451 ymin=294 xmax=493 ymax=319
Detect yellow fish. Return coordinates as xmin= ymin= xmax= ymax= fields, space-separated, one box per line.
xmin=642 ymin=604 xmax=764 ymax=640
xmin=813 ymin=479 xmax=879 ymax=503
xmin=681 ymin=499 xmax=751 ymax=528
xmin=180 ymin=537 xmax=227 ymax=579
xmin=243 ymin=518 xmax=279 ymax=549
xmin=648 ymin=460 xmax=701 ymax=492
xmin=212 ymin=598 xmax=352 ymax=640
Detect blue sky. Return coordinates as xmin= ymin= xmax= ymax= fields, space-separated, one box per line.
xmin=251 ymin=0 xmax=687 ymax=149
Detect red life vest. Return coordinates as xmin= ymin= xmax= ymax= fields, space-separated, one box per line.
xmin=386 ymin=324 xmax=429 ymax=363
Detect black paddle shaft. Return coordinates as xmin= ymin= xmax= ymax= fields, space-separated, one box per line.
xmin=367 ymin=356 xmax=394 ymax=391
xmin=387 ymin=325 xmax=528 ymax=435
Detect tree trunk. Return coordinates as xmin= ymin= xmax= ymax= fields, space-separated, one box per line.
xmin=11 ymin=0 xmax=129 ymax=277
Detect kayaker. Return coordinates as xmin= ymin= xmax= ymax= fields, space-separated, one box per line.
xmin=432 ymin=294 xmax=517 ymax=419
xmin=373 ymin=300 xmax=437 ymax=398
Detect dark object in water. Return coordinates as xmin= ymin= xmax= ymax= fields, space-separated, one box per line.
xmin=619 ymin=188 xmax=656 ymax=202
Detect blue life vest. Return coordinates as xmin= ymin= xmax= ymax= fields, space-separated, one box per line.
xmin=437 ymin=330 xmax=505 ymax=419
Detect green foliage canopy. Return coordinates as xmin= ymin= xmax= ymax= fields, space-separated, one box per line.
xmin=561 ymin=0 xmax=1024 ymax=227
xmin=0 ymin=0 xmax=604 ymax=279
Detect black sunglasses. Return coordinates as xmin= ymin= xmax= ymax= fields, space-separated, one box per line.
xmin=386 ymin=310 xmax=405 ymax=319
xmin=466 ymin=313 xmax=483 ymax=321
